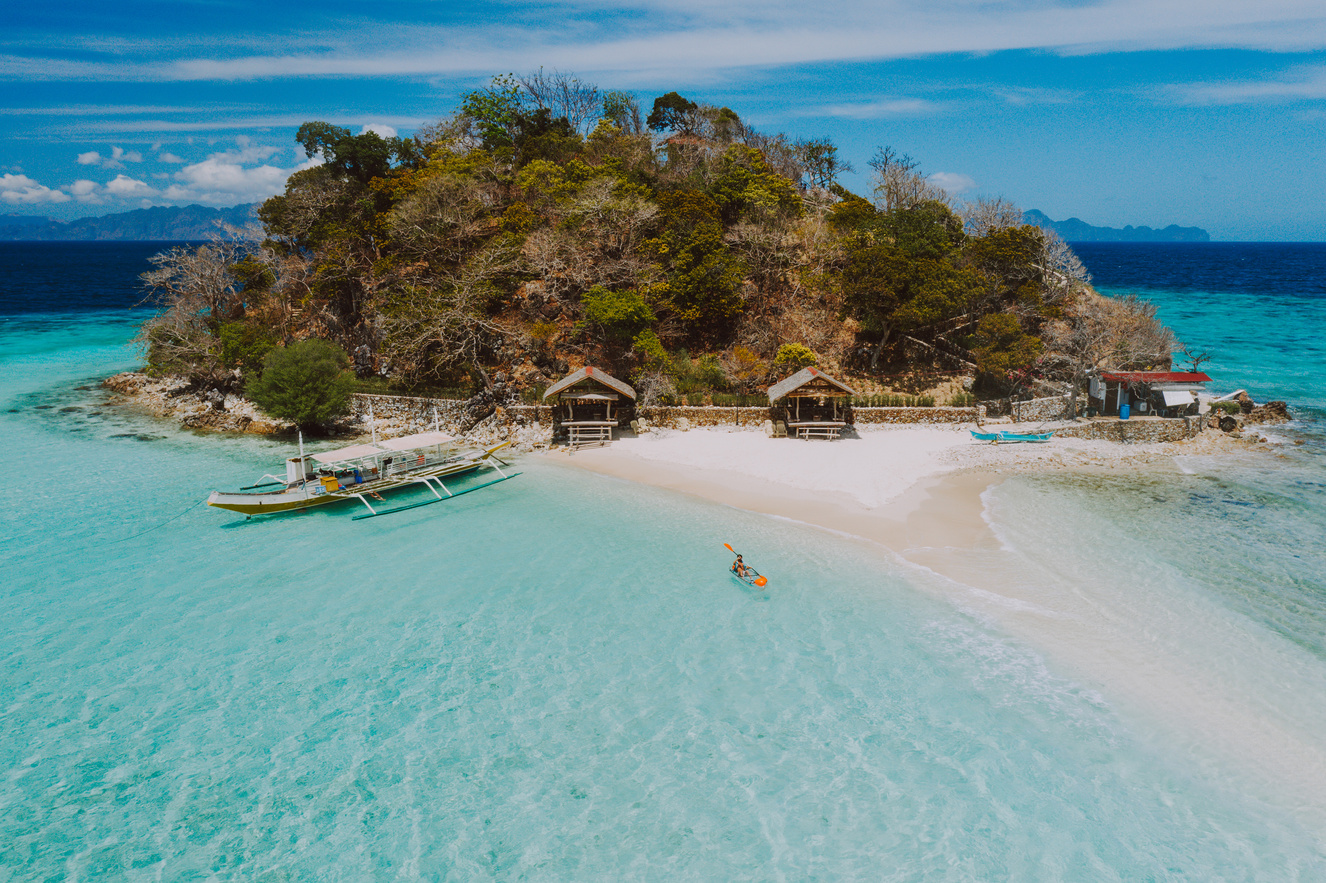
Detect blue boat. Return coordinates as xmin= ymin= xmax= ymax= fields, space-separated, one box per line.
xmin=970 ymin=429 xmax=1055 ymax=444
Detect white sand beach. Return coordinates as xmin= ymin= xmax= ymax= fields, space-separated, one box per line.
xmin=550 ymin=423 xmax=1244 ymax=561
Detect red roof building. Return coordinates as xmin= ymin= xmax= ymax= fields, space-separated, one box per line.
xmin=1090 ymin=371 xmax=1211 ymax=418
xmin=1099 ymin=371 xmax=1212 ymax=384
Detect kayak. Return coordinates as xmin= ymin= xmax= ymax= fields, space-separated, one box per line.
xmin=724 ymin=542 xmax=769 ymax=589
xmin=731 ymin=565 xmax=768 ymax=588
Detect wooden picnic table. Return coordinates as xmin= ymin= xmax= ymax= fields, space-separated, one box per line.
xmin=564 ymin=420 xmax=616 ymax=446
xmin=786 ymin=420 xmax=846 ymax=440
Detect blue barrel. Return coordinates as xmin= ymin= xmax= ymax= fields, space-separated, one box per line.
xmin=1119 ymin=402 xmax=1130 ymax=420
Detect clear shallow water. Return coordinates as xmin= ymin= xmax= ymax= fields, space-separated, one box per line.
xmin=3 ymin=243 xmax=1326 ymax=878
xmin=1075 ymin=242 xmax=1326 ymax=412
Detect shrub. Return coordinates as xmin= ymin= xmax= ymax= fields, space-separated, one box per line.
xmin=774 ymin=343 xmax=818 ymax=372
xmin=948 ymin=391 xmax=977 ymax=407
xmin=529 ymin=320 xmax=560 ymax=343
xmin=632 ymin=330 xmax=670 ymax=374
xmin=218 ymin=321 xmax=276 ymax=379
xmin=248 ymin=339 xmax=355 ymax=429
xmin=730 ymin=345 xmax=767 ymax=391
xmin=577 ymin=286 xmax=656 ymax=342
xmin=671 ymin=351 xmax=729 ymax=394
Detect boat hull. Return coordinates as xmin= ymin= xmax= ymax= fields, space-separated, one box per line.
xmin=970 ymin=430 xmax=1054 ymax=443
xmin=208 ymin=459 xmax=487 ymax=516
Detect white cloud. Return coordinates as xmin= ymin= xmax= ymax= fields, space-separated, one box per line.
xmin=805 ymin=98 xmax=940 ymax=119
xmin=104 ymin=174 xmax=156 ymax=197
xmin=7 ymin=2 xmax=1326 ymax=84
xmin=158 ymin=152 xmax=184 ymax=163
xmin=927 ymin=172 xmax=977 ymax=195
xmin=1165 ymin=65 xmax=1326 ymax=105
xmin=360 ymin=124 xmax=398 ymax=138
xmin=68 ymin=179 xmax=104 ymax=204
xmin=75 ymin=146 xmax=145 ymax=169
xmin=160 ymin=138 xmax=315 ymax=205
xmin=0 ymin=173 xmax=71 ymax=204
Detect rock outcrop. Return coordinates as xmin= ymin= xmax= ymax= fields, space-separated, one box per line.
xmin=1245 ymin=401 xmax=1291 ymax=425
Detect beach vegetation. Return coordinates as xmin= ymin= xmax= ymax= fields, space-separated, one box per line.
xmin=247 ymin=339 xmax=355 ymax=430
xmin=774 ymin=343 xmax=818 ymax=371
xmin=576 ymin=286 xmax=656 ymax=343
xmin=134 ymin=70 xmax=1177 ymax=412
xmin=969 ymin=313 xmax=1043 ymax=394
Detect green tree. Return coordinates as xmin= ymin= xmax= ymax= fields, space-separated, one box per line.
xmin=218 ymin=321 xmax=276 ymax=379
xmin=295 ymin=122 xmax=420 ymax=185
xmin=708 ymin=144 xmax=802 ymax=224
xmin=460 ymin=75 xmax=525 ymax=150
xmin=248 ymin=339 xmax=355 ymax=430
xmin=969 ymin=313 xmax=1043 ymax=392
xmin=839 ymin=201 xmax=974 ymax=371
xmin=647 ymin=92 xmax=698 ymax=132
xmin=577 ymin=286 xmax=656 ymax=342
xmin=653 ymin=190 xmax=747 ymax=339
xmin=774 ymin=343 xmax=818 ymax=371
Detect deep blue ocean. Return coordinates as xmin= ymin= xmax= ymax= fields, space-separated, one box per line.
xmin=3 ymin=240 xmax=1326 ymax=879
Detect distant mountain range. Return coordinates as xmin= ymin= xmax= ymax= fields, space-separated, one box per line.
xmin=0 ymin=204 xmax=259 ymax=241
xmin=1024 ymin=209 xmax=1210 ymax=242
xmin=0 ymin=202 xmax=1212 ymax=244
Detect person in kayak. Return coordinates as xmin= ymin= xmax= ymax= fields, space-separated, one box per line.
xmin=732 ymin=554 xmax=747 ymax=578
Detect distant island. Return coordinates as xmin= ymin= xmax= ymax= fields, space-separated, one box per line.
xmin=1024 ymin=209 xmax=1210 ymax=243
xmin=0 ymin=203 xmax=258 ymax=241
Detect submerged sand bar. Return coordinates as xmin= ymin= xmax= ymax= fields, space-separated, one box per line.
xmin=552 ymin=425 xmax=1326 ymax=832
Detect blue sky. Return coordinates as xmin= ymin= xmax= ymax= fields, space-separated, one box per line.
xmin=3 ymin=0 xmax=1326 ymax=239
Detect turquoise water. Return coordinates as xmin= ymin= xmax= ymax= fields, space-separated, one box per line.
xmin=5 ymin=248 xmax=1326 ymax=878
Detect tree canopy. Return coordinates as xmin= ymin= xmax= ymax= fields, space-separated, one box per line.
xmin=138 ymin=70 xmax=1170 ymax=409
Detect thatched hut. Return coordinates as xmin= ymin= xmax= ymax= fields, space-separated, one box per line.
xmin=543 ymin=366 xmax=636 ymax=446
xmin=767 ymin=367 xmax=856 ymax=439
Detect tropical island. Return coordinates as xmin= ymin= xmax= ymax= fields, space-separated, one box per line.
xmin=110 ymin=71 xmax=1285 ymax=453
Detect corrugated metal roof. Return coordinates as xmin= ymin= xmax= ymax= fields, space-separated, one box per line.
xmin=767 ymin=367 xmax=857 ymax=403
xmin=543 ymin=366 xmax=636 ymax=400
xmin=1100 ymin=371 xmax=1212 ymax=383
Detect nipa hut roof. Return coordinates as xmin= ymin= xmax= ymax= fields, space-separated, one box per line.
xmin=767 ymin=367 xmax=857 ymax=403
xmin=543 ymin=366 xmax=636 ymax=401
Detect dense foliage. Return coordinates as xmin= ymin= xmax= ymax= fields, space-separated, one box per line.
xmin=137 ymin=72 xmax=1177 ymax=411
xmin=247 ymin=339 xmax=355 ymax=429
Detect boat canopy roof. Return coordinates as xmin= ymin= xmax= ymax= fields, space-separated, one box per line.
xmin=377 ymin=430 xmax=456 ymax=451
xmin=312 ymin=443 xmax=387 ymax=464
xmin=311 ymin=431 xmax=458 ymax=464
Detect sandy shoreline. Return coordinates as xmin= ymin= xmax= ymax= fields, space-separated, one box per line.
xmin=547 ymin=426 xmax=1326 ymax=828
xmin=545 ymin=424 xmax=1253 ymax=571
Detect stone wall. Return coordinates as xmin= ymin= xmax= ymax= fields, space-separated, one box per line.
xmin=852 ymin=406 xmax=983 ymax=425
xmin=353 ymin=393 xmax=551 ymax=430
xmin=353 ymin=393 xmax=988 ymax=435
xmin=1054 ymin=416 xmax=1204 ymax=443
xmin=1010 ymin=395 xmax=1072 ymax=423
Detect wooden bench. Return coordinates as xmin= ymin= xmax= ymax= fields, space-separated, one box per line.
xmin=787 ymin=421 xmax=845 ymax=440
xmin=565 ymin=421 xmax=615 ymax=447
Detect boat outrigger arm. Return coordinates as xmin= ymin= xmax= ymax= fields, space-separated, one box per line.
xmin=348 ymin=444 xmax=518 ymax=520
xmin=206 ymin=433 xmax=520 ymax=520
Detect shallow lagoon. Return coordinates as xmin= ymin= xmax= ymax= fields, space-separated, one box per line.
xmin=4 ymin=245 xmax=1326 ymax=878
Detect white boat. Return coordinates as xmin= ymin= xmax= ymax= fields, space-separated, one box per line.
xmin=207 ymin=430 xmax=518 ymax=520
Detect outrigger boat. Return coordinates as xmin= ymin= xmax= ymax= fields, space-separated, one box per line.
xmin=207 ymin=430 xmax=519 ymax=520
xmin=970 ymin=429 xmax=1055 ymax=444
